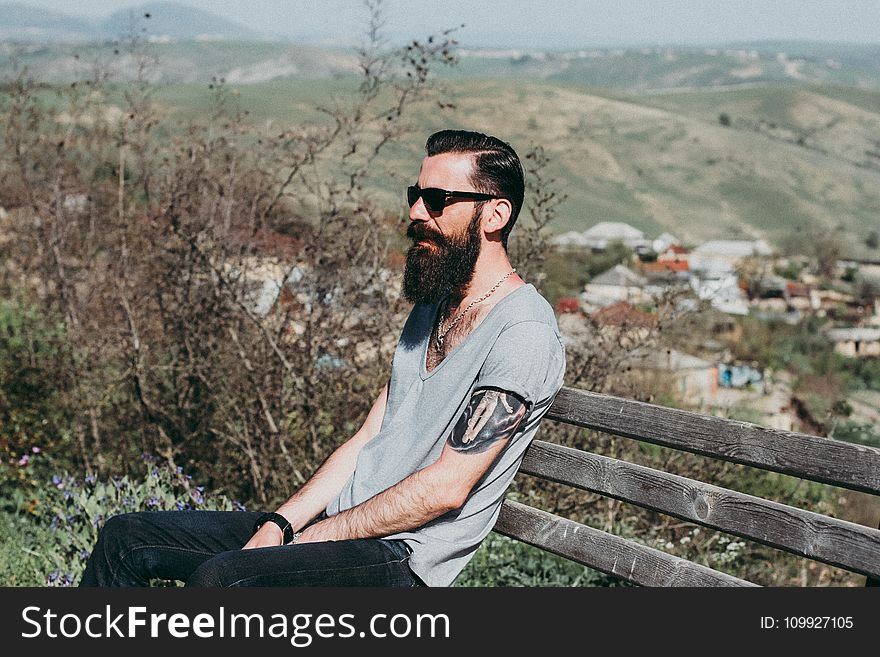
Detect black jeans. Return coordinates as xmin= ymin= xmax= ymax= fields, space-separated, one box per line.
xmin=79 ymin=511 xmax=423 ymax=587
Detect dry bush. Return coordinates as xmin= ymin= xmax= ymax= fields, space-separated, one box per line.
xmin=0 ymin=3 xmax=461 ymax=505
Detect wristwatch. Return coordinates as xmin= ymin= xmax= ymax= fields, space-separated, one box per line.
xmin=252 ymin=512 xmax=295 ymax=544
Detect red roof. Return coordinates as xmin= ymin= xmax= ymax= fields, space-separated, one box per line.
xmin=638 ymin=259 xmax=689 ymax=273
xmin=555 ymin=297 xmax=581 ymax=314
xmin=591 ymin=301 xmax=657 ymax=328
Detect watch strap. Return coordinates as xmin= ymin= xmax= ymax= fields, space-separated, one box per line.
xmin=253 ymin=512 xmax=294 ymax=544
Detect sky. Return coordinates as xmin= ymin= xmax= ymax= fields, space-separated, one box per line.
xmin=15 ymin=0 xmax=880 ymax=48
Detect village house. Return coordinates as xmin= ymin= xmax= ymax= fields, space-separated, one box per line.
xmin=582 ymin=263 xmax=650 ymax=310
xmin=688 ymin=266 xmax=750 ymax=315
xmin=657 ymin=243 xmax=689 ymax=261
xmin=825 ymin=327 xmax=880 ymax=358
xmin=652 ymin=232 xmax=681 ymax=254
xmin=552 ymin=221 xmax=650 ymax=252
xmin=620 ymin=346 xmax=718 ymax=408
xmin=690 ymin=239 xmax=774 ymax=269
xmin=785 ymin=281 xmax=821 ymax=312
xmin=590 ymin=300 xmax=656 ymax=346
xmin=635 ymin=257 xmax=690 ymax=284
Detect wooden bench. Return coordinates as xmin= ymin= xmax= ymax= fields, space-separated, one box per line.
xmin=495 ymin=386 xmax=880 ymax=586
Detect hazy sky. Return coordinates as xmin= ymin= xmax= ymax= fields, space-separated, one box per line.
xmin=17 ymin=0 xmax=880 ymax=47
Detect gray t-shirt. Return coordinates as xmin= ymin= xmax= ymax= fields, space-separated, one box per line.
xmin=325 ymin=283 xmax=566 ymax=586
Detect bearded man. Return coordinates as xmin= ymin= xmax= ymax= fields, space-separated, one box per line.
xmin=81 ymin=130 xmax=565 ymax=587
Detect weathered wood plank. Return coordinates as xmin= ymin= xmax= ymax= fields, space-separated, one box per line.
xmin=520 ymin=440 xmax=880 ymax=579
xmin=546 ymin=387 xmax=880 ymax=495
xmin=494 ymin=500 xmax=758 ymax=587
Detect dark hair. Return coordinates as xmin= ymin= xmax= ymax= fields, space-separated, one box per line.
xmin=425 ymin=130 xmax=524 ymax=249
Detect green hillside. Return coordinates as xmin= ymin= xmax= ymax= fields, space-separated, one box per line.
xmin=4 ymin=38 xmax=879 ymax=257
xmin=144 ymin=77 xmax=880 ymax=256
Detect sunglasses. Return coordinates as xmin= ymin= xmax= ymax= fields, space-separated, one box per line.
xmin=407 ymin=184 xmax=502 ymax=214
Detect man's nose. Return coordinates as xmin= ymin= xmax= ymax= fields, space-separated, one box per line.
xmin=409 ymin=195 xmax=430 ymax=222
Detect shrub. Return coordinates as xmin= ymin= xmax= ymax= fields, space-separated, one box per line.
xmin=455 ymin=532 xmax=630 ymax=587
xmin=3 ymin=460 xmax=243 ymax=586
xmin=0 ymin=297 xmax=77 ymax=497
xmin=833 ymin=421 xmax=880 ymax=448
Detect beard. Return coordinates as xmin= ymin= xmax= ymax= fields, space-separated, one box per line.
xmin=402 ymin=206 xmax=482 ymax=305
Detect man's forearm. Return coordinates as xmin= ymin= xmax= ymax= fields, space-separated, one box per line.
xmin=274 ymin=439 xmax=362 ymax=531
xmin=272 ymin=383 xmax=389 ymax=532
xmin=296 ymin=463 xmax=460 ymax=543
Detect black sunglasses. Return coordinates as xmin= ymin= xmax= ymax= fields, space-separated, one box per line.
xmin=407 ymin=184 xmax=502 ymax=214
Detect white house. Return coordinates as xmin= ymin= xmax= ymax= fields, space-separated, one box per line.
xmin=552 ymin=222 xmax=650 ymax=252
xmin=622 ymin=347 xmax=718 ymax=407
xmin=825 ymin=327 xmax=880 ymax=358
xmin=688 ymin=268 xmax=749 ymax=315
xmin=690 ymin=239 xmax=774 ymax=271
xmin=583 ymin=264 xmax=649 ymax=309
xmin=583 ymin=222 xmax=649 ymax=251
xmin=652 ymin=232 xmax=681 ymax=254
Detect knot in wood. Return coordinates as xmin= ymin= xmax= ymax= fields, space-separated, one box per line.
xmin=693 ymin=492 xmax=710 ymax=520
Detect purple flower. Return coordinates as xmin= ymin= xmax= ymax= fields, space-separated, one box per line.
xmin=17 ymin=454 xmax=29 ymax=466
xmin=233 ymin=501 xmax=246 ymax=512
xmin=31 ymin=446 xmax=41 ymax=453
xmin=146 ymin=497 xmax=160 ymax=508
xmin=176 ymin=466 xmax=183 ymax=474
xmin=78 ymin=550 xmax=89 ymax=561
xmin=63 ymin=491 xmax=73 ymax=501
xmin=85 ymin=474 xmax=96 ymax=484
xmin=52 ymin=475 xmax=63 ymax=488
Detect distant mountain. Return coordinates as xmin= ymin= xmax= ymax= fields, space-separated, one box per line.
xmin=0 ymin=2 xmax=261 ymax=42
xmin=449 ymin=42 xmax=880 ymax=91
xmin=0 ymin=2 xmax=95 ymax=41
xmin=99 ymin=2 xmax=260 ymax=41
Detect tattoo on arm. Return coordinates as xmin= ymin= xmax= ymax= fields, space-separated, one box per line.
xmin=447 ymin=388 xmax=527 ymax=454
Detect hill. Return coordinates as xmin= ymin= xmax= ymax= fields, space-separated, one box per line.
xmin=1 ymin=31 xmax=877 ymax=257
xmin=0 ymin=2 xmax=93 ymax=41
xmin=0 ymin=1 xmax=261 ymax=43
xmin=99 ymin=2 xmax=261 ymax=41
xmin=448 ymin=42 xmax=880 ymax=91
xmin=140 ymin=77 xmax=880 ymax=258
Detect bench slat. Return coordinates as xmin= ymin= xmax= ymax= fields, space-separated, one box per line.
xmin=546 ymin=387 xmax=880 ymax=495
xmin=495 ymin=500 xmax=758 ymax=587
xmin=520 ymin=440 xmax=880 ymax=579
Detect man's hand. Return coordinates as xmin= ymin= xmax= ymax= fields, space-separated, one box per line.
xmin=242 ymin=522 xmax=284 ymax=550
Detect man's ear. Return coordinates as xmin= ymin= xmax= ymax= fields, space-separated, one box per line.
xmin=483 ymin=198 xmax=512 ymax=236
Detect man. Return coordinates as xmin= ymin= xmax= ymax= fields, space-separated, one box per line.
xmin=81 ymin=130 xmax=565 ymax=587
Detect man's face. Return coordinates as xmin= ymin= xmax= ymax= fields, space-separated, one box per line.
xmin=403 ymin=153 xmax=485 ymax=305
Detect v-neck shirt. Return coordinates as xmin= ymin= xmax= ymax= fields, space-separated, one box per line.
xmin=325 ymin=283 xmax=566 ymax=586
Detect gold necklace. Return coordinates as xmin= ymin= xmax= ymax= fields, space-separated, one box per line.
xmin=435 ymin=269 xmax=516 ymax=349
